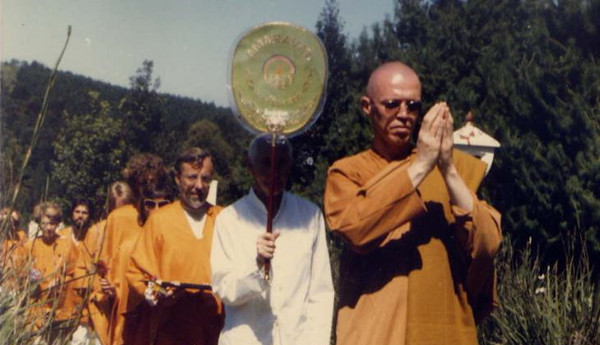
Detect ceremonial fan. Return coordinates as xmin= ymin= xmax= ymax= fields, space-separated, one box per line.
xmin=228 ymin=22 xmax=328 ymax=281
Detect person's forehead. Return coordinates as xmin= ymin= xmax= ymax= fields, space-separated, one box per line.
xmin=374 ymin=77 xmax=420 ymax=99
xmin=181 ymin=158 xmax=214 ymax=174
xmin=74 ymin=205 xmax=89 ymax=211
xmin=45 ymin=207 xmax=59 ymax=215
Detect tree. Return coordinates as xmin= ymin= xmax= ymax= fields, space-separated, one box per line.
xmin=386 ymin=0 xmax=600 ymax=260
xmin=52 ymin=92 xmax=131 ymax=217
xmin=119 ymin=60 xmax=171 ymax=157
xmin=288 ymin=0 xmax=370 ymax=205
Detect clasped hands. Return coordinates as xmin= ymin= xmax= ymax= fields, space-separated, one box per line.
xmin=408 ymin=102 xmax=456 ymax=188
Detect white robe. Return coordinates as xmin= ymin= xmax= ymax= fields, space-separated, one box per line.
xmin=211 ymin=189 xmax=334 ymax=345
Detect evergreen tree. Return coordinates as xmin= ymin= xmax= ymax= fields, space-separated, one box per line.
xmin=387 ymin=0 xmax=600 ymax=260
xmin=289 ymin=0 xmax=370 ymax=205
xmin=52 ymin=93 xmax=131 ymax=218
xmin=119 ymin=60 xmax=169 ymax=156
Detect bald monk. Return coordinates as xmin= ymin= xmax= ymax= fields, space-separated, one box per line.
xmin=126 ymin=147 xmax=224 ymax=345
xmin=324 ymin=61 xmax=502 ymax=345
xmin=26 ymin=201 xmax=78 ymax=343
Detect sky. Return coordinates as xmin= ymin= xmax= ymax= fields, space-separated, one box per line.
xmin=1 ymin=0 xmax=395 ymax=107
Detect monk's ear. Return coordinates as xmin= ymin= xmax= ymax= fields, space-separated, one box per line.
xmin=360 ymin=96 xmax=372 ymax=117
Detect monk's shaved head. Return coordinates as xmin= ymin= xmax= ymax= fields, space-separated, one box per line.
xmin=360 ymin=61 xmax=423 ymax=159
xmin=366 ymin=62 xmax=421 ymax=99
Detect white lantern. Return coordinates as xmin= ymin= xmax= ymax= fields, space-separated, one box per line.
xmin=453 ymin=110 xmax=500 ymax=175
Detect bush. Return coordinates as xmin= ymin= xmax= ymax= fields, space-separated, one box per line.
xmin=479 ymin=236 xmax=600 ymax=345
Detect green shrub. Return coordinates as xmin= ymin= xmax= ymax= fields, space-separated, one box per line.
xmin=479 ymin=237 xmax=600 ymax=345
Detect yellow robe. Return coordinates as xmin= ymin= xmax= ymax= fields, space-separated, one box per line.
xmin=1 ymin=229 xmax=28 ymax=290
xmin=60 ymin=221 xmax=112 ymax=345
xmin=103 ymin=204 xmax=143 ymax=263
xmin=102 ymin=205 xmax=143 ymax=345
xmin=26 ymin=235 xmax=78 ymax=327
xmin=126 ymin=201 xmax=225 ymax=345
xmin=324 ymin=149 xmax=502 ymax=345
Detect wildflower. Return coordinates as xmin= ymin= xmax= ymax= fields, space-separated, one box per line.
xmin=29 ymin=268 xmax=42 ymax=282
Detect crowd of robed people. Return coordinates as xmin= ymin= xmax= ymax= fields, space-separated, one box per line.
xmin=0 ymin=61 xmax=502 ymax=345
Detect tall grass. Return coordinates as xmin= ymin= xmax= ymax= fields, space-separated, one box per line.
xmin=479 ymin=236 xmax=600 ymax=345
xmin=1 ymin=26 xmax=75 ymax=345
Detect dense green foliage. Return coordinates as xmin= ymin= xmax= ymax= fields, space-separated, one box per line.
xmin=308 ymin=0 xmax=600 ymax=264
xmin=1 ymin=0 xmax=599 ymax=276
xmin=1 ymin=0 xmax=599 ymax=267
xmin=1 ymin=0 xmax=599 ymax=343
xmin=0 ymin=59 xmax=248 ymax=218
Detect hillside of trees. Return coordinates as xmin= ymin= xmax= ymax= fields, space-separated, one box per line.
xmin=0 ymin=59 xmax=254 ymax=216
xmin=1 ymin=0 xmax=600 ymax=342
xmin=2 ymin=0 xmax=599 ymax=282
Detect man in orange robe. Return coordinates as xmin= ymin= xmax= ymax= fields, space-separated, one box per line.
xmin=126 ymin=148 xmax=224 ymax=345
xmin=59 ymin=199 xmax=113 ymax=345
xmin=324 ymin=62 xmax=502 ymax=345
xmin=26 ymin=201 xmax=78 ymax=343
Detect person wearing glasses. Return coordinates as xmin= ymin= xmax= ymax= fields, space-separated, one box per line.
xmin=324 ymin=61 xmax=502 ymax=345
xmin=126 ymin=147 xmax=225 ymax=345
xmin=100 ymin=153 xmax=168 ymax=345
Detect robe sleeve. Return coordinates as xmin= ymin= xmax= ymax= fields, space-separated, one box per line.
xmin=211 ymin=215 xmax=269 ymax=306
xmin=63 ymin=241 xmax=78 ymax=278
xmin=305 ymin=211 xmax=334 ymax=345
xmin=102 ymin=212 xmax=118 ymax=267
xmin=324 ymin=160 xmax=425 ymax=251
xmin=125 ymin=215 xmax=163 ymax=308
xmin=452 ymin=194 xmax=502 ymax=323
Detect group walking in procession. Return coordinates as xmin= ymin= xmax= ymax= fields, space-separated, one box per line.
xmin=0 ymin=61 xmax=501 ymax=345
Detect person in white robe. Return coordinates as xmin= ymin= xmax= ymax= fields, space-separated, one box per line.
xmin=211 ymin=134 xmax=334 ymax=345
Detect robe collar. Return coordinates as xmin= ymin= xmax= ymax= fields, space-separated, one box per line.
xmin=247 ymin=187 xmax=289 ymax=223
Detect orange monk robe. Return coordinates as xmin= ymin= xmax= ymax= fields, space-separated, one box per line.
xmin=100 ymin=205 xmax=144 ymax=345
xmin=1 ymin=229 xmax=28 ymax=290
xmin=110 ymin=238 xmax=147 ymax=345
xmin=126 ymin=201 xmax=225 ymax=345
xmin=25 ymin=235 xmax=79 ymax=328
xmin=60 ymin=221 xmax=112 ymax=345
xmin=103 ymin=204 xmax=143 ymax=266
xmin=324 ymin=149 xmax=502 ymax=345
